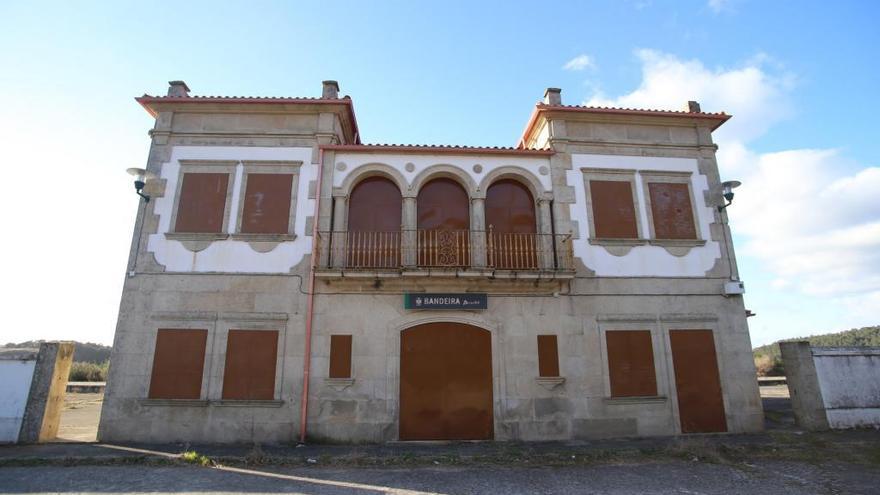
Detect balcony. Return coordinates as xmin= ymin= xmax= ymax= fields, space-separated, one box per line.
xmin=315 ymin=230 xmax=574 ymax=280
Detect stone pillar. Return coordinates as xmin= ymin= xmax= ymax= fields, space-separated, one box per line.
xmin=331 ymin=196 xmax=347 ymax=268
xmin=18 ymin=342 xmax=74 ymax=443
xmin=780 ymin=341 xmax=830 ymax=431
xmin=537 ymin=198 xmax=555 ymax=270
xmin=402 ymin=197 xmax=418 ymax=267
xmin=470 ymin=198 xmax=487 ymax=268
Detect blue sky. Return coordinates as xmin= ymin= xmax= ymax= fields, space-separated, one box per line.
xmin=1 ymin=1 xmax=877 ymax=346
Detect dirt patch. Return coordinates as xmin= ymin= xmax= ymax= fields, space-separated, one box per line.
xmin=56 ymin=392 xmax=103 ymax=442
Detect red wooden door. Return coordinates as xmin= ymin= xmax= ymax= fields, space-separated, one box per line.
xmin=669 ymin=330 xmax=728 ymax=433
xmin=399 ymin=323 xmax=493 ymax=440
xmin=346 ymin=177 xmax=402 ymax=268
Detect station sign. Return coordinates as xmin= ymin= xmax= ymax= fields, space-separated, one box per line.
xmin=404 ymin=293 xmax=488 ymax=310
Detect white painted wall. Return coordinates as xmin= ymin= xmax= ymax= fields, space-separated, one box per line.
xmin=148 ymin=146 xmax=315 ymax=273
xmin=0 ymin=359 xmax=35 ymax=443
xmin=813 ymin=348 xmax=880 ymax=429
xmin=567 ymin=154 xmax=721 ymax=277
xmin=332 ymin=152 xmax=553 ymax=193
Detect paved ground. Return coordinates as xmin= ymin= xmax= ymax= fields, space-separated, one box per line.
xmin=56 ymin=392 xmax=102 ymax=442
xmin=2 ymin=458 xmax=879 ymax=494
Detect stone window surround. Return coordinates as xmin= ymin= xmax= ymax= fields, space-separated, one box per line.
xmin=596 ymin=315 xmax=668 ymax=405
xmin=656 ymin=314 xmax=728 ymax=435
xmin=164 ymin=159 xmax=303 ymax=253
xmin=230 ymin=160 xmax=302 ymax=248
xmin=640 ymin=170 xmax=706 ymax=256
xmin=581 ymin=168 xmax=645 ymax=257
xmin=140 ymin=312 xmax=288 ymax=407
xmin=580 ymin=167 xmax=707 ymax=257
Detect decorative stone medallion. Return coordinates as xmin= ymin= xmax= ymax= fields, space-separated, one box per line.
xmin=405 ymin=162 xmax=416 ymax=172
xmin=335 ymin=162 xmax=347 ymax=171
xmin=472 ymin=164 xmax=483 ymax=174
xmin=538 ymin=165 xmax=549 ymax=176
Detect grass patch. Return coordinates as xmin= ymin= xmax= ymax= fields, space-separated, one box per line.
xmin=180 ymin=451 xmax=212 ymax=466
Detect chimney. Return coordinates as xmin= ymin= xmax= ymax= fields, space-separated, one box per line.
xmin=167 ymin=80 xmax=190 ymax=98
xmin=322 ymin=80 xmax=339 ymax=99
xmin=543 ymin=87 xmax=562 ymax=106
xmin=686 ymin=100 xmax=701 ymax=113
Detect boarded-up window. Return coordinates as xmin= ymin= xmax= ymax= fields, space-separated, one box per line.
xmin=222 ymin=330 xmax=278 ymax=400
xmin=241 ymin=173 xmax=294 ymax=234
xmin=537 ymin=335 xmax=560 ymax=377
xmin=648 ymin=182 xmax=697 ymax=240
xmin=329 ymin=335 xmax=353 ymax=378
xmin=175 ymin=173 xmax=229 ymax=233
xmin=589 ymin=180 xmax=638 ymax=239
xmin=606 ymin=330 xmax=657 ymax=397
xmin=148 ymin=329 xmax=207 ymax=400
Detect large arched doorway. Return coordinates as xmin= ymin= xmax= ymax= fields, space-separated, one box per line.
xmin=399 ymin=322 xmax=493 ymax=440
xmin=346 ymin=176 xmax=402 ymax=268
xmin=417 ymin=178 xmax=470 ymax=267
xmin=485 ymin=179 xmax=538 ymax=269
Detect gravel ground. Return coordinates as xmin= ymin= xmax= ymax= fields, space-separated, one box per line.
xmin=1 ymin=458 xmax=878 ymax=494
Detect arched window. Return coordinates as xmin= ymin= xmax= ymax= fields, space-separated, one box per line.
xmin=346 ymin=176 xmax=402 ymax=268
xmin=417 ymin=178 xmax=470 ymax=267
xmin=485 ymin=179 xmax=538 ymax=269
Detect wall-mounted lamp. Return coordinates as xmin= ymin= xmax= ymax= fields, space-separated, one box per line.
xmin=717 ymin=180 xmax=742 ymax=212
xmin=126 ymin=167 xmax=154 ymax=203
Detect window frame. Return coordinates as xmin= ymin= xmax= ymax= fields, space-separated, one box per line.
xmin=640 ymin=170 xmax=705 ymax=248
xmin=581 ymin=168 xmax=647 ymax=254
xmin=328 ymin=334 xmax=354 ymax=379
xmin=597 ymin=316 xmax=668 ymax=404
xmin=536 ymin=334 xmax=561 ymax=378
xmin=146 ymin=327 xmax=210 ymax=401
xmin=231 ymin=160 xmax=302 ymax=242
xmin=166 ymin=160 xmax=237 ymax=241
xmin=219 ymin=328 xmax=281 ymax=402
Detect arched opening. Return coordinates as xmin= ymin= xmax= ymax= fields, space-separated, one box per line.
xmin=417 ymin=178 xmax=470 ymax=267
xmin=346 ymin=176 xmax=402 ymax=268
xmin=399 ymin=322 xmax=493 ymax=440
xmin=485 ymin=179 xmax=538 ymax=269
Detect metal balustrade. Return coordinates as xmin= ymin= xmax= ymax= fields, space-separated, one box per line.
xmin=317 ymin=230 xmax=573 ymax=271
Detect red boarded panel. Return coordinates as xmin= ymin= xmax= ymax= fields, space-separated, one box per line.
xmin=346 ymin=177 xmax=402 ymax=268
xmin=648 ymin=182 xmax=697 ymax=240
xmin=606 ymin=330 xmax=657 ymax=397
xmin=222 ymin=330 xmax=278 ymax=400
xmin=329 ymin=335 xmax=353 ymax=379
xmin=670 ymin=329 xmax=728 ymax=433
xmin=537 ymin=335 xmax=560 ymax=378
xmin=148 ymin=329 xmax=207 ymax=400
xmin=400 ymin=322 xmax=493 ymax=440
xmin=417 ymin=178 xmax=470 ymax=267
xmin=486 ymin=179 xmax=538 ymax=269
xmin=174 ymin=173 xmax=229 ymax=233
xmin=241 ymin=173 xmax=293 ymax=234
xmin=589 ymin=180 xmax=638 ymax=239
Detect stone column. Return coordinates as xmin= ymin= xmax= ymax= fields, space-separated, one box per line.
xmin=331 ymin=196 xmax=347 ymax=268
xmin=402 ymin=196 xmax=418 ymax=268
xmin=780 ymin=341 xmax=830 ymax=431
xmin=470 ymin=197 xmax=487 ymax=268
xmin=537 ymin=198 xmax=556 ymax=270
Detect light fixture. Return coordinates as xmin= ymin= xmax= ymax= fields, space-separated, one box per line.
xmin=717 ymin=180 xmax=741 ymax=211
xmin=126 ymin=167 xmax=154 ymax=203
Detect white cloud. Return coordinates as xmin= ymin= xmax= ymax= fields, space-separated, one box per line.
xmin=587 ymin=49 xmax=880 ymax=339
xmin=707 ymin=0 xmax=733 ymax=14
xmin=563 ymin=54 xmax=596 ymax=71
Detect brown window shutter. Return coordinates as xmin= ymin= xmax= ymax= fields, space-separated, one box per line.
xmin=537 ymin=335 xmax=560 ymax=377
xmin=240 ymin=173 xmax=294 ymax=234
xmin=589 ymin=180 xmax=639 ymax=239
xmin=148 ymin=329 xmax=207 ymax=400
xmin=174 ymin=172 xmax=229 ymax=233
xmin=648 ymin=182 xmax=697 ymax=239
xmin=329 ymin=335 xmax=353 ymax=378
xmin=606 ymin=330 xmax=657 ymax=397
xmin=221 ymin=330 xmax=278 ymax=400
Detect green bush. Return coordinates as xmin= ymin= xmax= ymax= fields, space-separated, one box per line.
xmin=69 ymin=360 xmax=109 ymax=382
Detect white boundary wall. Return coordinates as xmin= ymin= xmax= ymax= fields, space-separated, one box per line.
xmin=812 ymin=347 xmax=880 ymax=429
xmin=0 ymin=358 xmax=36 ymax=442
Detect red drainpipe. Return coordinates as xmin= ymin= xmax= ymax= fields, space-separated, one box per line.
xmin=299 ymin=147 xmax=324 ymax=443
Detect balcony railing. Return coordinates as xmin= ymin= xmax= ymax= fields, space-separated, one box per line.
xmin=317 ymin=230 xmax=573 ymax=272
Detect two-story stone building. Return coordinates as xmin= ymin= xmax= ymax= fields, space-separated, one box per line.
xmin=98 ymin=80 xmax=763 ymax=443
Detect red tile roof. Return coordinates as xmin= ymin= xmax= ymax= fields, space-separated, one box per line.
xmin=321 ymin=144 xmax=554 ymax=156
xmin=517 ymin=103 xmax=731 ymax=147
